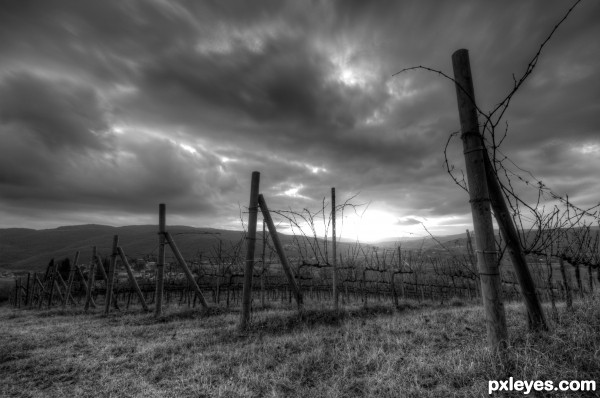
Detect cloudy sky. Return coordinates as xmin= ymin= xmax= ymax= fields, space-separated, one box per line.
xmin=1 ymin=0 xmax=599 ymax=242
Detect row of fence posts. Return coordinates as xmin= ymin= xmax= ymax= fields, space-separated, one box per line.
xmin=6 ymin=249 xmax=590 ymax=311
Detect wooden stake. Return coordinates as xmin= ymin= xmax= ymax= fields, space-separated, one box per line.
xmin=56 ymin=269 xmax=76 ymax=306
xmin=16 ymin=278 xmax=21 ymax=308
xmin=240 ymin=171 xmax=260 ymax=329
xmin=482 ymin=149 xmax=548 ymax=331
xmin=117 ymin=247 xmax=149 ymax=311
xmin=37 ymin=273 xmax=46 ymax=309
xmin=332 ymin=187 xmax=338 ymax=310
xmin=155 ymin=203 xmax=166 ymax=317
xmin=63 ymin=251 xmax=80 ymax=308
xmin=27 ymin=273 xmax=34 ymax=309
xmin=452 ymin=49 xmax=507 ymax=350
xmin=258 ymin=194 xmax=303 ymax=309
xmin=84 ymin=257 xmax=97 ymax=311
xmin=104 ymin=235 xmax=119 ymax=315
xmin=261 ymin=219 xmax=266 ymax=308
xmin=164 ymin=232 xmax=210 ymax=309
xmin=47 ymin=259 xmax=56 ymax=308
xmin=398 ymin=246 xmax=405 ymax=299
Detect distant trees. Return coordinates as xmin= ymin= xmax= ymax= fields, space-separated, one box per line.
xmin=57 ymin=258 xmax=71 ymax=281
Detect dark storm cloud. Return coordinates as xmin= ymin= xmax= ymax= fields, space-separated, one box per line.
xmin=0 ymin=0 xmax=598 ymax=237
xmin=0 ymin=72 xmax=111 ymax=151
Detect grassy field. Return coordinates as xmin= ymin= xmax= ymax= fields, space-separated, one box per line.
xmin=1 ymin=296 xmax=599 ymax=398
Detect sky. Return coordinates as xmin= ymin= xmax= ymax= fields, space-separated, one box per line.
xmin=0 ymin=0 xmax=599 ymax=243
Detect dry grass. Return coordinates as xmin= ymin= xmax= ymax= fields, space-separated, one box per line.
xmin=1 ymin=296 xmax=599 ymax=398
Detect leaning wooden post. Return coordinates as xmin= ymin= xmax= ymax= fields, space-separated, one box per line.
xmin=27 ymin=273 xmax=34 ymax=308
xmin=155 ymin=204 xmax=166 ymax=317
xmin=47 ymin=259 xmax=57 ymax=308
xmin=258 ymin=194 xmax=303 ymax=309
xmin=164 ymin=232 xmax=210 ymax=310
xmin=332 ymin=187 xmax=338 ymax=310
xmin=93 ymin=254 xmax=117 ymax=309
xmin=81 ymin=248 xmax=96 ymax=310
xmin=84 ymin=253 xmax=97 ymax=311
xmin=37 ymin=273 xmax=47 ymax=309
xmin=482 ymin=148 xmax=548 ymax=331
xmin=240 ymin=171 xmax=260 ymax=329
xmin=56 ymin=270 xmax=76 ymax=306
xmin=62 ymin=251 xmax=80 ymax=308
xmin=261 ymin=219 xmax=266 ymax=308
xmin=452 ymin=49 xmax=507 ymax=350
xmin=16 ymin=278 xmax=22 ymax=308
xmin=117 ymin=247 xmax=149 ymax=311
xmin=398 ymin=246 xmax=405 ymax=299
xmin=104 ymin=235 xmax=119 ymax=315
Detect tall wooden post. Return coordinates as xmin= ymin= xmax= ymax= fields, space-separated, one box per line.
xmin=104 ymin=235 xmax=119 ymax=315
xmin=240 ymin=172 xmax=260 ymax=329
xmin=398 ymin=246 xmax=405 ymax=299
xmin=261 ymin=219 xmax=266 ymax=308
xmin=332 ymin=187 xmax=338 ymax=310
xmin=452 ymin=49 xmax=507 ymax=350
xmin=258 ymin=194 xmax=303 ymax=309
xmin=155 ymin=203 xmax=166 ymax=317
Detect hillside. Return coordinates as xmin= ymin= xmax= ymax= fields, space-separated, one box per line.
xmin=0 ymin=225 xmax=247 ymax=273
xmin=2 ymin=224 xmax=411 ymax=274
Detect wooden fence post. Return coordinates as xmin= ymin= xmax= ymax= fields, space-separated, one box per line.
xmin=27 ymin=273 xmax=34 ymax=308
xmin=398 ymin=246 xmax=405 ymax=299
xmin=452 ymin=49 xmax=507 ymax=350
xmin=56 ymin=271 xmax=76 ymax=307
xmin=258 ymin=194 xmax=303 ymax=309
xmin=240 ymin=171 xmax=260 ymax=329
xmin=261 ymin=219 xmax=266 ymax=308
xmin=117 ymin=247 xmax=149 ymax=311
xmin=63 ymin=251 xmax=79 ymax=308
xmin=164 ymin=232 xmax=210 ymax=310
xmin=332 ymin=187 xmax=338 ymax=310
xmin=481 ymin=149 xmax=548 ymax=331
xmin=93 ymin=254 xmax=118 ymax=309
xmin=104 ymin=235 xmax=119 ymax=315
xmin=155 ymin=203 xmax=166 ymax=317
xmin=36 ymin=273 xmax=46 ymax=309
xmin=16 ymin=278 xmax=21 ymax=308
xmin=47 ymin=259 xmax=56 ymax=308
xmin=84 ymin=253 xmax=97 ymax=311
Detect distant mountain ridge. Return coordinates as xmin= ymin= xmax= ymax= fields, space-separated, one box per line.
xmin=0 ymin=224 xmax=246 ymax=273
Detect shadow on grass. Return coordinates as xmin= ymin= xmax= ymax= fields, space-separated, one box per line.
xmin=248 ymin=303 xmax=423 ymax=335
xmin=123 ymin=306 xmax=234 ymax=325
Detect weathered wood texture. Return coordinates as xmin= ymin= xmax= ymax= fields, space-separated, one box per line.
xmin=155 ymin=203 xmax=166 ymax=317
xmin=452 ymin=48 xmax=507 ymax=350
xmin=240 ymin=171 xmax=260 ymax=329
